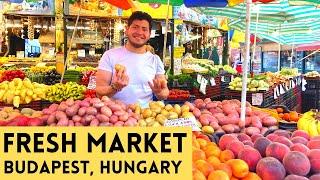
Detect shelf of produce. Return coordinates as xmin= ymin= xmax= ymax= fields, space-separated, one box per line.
xmin=0 ymin=101 xmax=42 ymax=111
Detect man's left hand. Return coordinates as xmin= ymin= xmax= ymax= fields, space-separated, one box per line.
xmin=148 ymin=76 xmax=168 ymax=100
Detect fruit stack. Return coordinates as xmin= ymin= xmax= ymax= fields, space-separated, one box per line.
xmin=62 ymin=70 xmax=81 ymax=83
xmin=298 ymin=110 xmax=320 ymax=137
xmin=45 ymin=82 xmax=86 ymax=102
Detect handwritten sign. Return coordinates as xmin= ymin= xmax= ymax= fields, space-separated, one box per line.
xmin=164 ymin=116 xmax=201 ymax=131
xmin=252 ymin=93 xmax=263 ymax=106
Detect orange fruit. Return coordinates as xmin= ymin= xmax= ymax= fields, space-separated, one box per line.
xmin=226 ymin=159 xmax=249 ymax=178
xmin=195 ymin=159 xmax=214 ymax=177
xmin=193 ymin=139 xmax=200 ymax=149
xmin=220 ymin=149 xmax=235 ymax=163
xmin=207 ymin=156 xmax=221 ymax=169
xmin=231 ymin=176 xmax=239 ymax=180
xmin=205 ymin=144 xmax=221 ymax=158
xmin=241 ymin=172 xmax=262 ymax=180
xmin=193 ymin=149 xmax=206 ymax=162
xmin=197 ymin=138 xmax=208 ymax=149
xmin=276 ymin=107 xmax=283 ymax=113
xmin=193 ymin=169 xmax=206 ymax=180
xmin=283 ymin=113 xmax=290 ymax=121
xmin=289 ymin=111 xmax=299 ymax=122
xmin=215 ymin=163 xmax=233 ymax=178
xmin=208 ymin=170 xmax=230 ymax=180
xmin=278 ymin=113 xmax=284 ymax=118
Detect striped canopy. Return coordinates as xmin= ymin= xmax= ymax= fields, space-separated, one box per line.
xmin=196 ymin=0 xmax=320 ymax=45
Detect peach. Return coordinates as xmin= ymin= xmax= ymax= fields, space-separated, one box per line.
xmin=291 ymin=136 xmax=309 ymax=145
xmin=310 ymin=159 xmax=320 ymax=173
xmin=265 ymin=142 xmax=290 ymax=161
xmin=266 ymin=134 xmax=279 ymax=141
xmin=307 ymin=140 xmax=320 ymax=150
xmin=193 ymin=169 xmax=206 ymax=180
xmin=290 ymin=143 xmax=310 ymax=156
xmin=283 ymin=151 xmax=310 ymax=176
xmin=291 ymin=130 xmax=310 ymax=141
xmin=311 ymin=136 xmax=320 ymax=141
xmin=251 ymin=134 xmax=264 ymax=143
xmin=238 ymin=147 xmax=262 ymax=171
xmin=274 ymin=136 xmax=294 ymax=148
xmin=308 ymin=149 xmax=320 ymax=161
xmin=237 ymin=133 xmax=251 ymax=142
xmin=243 ymin=140 xmax=254 ymax=147
xmin=254 ymin=137 xmax=271 ymax=157
xmin=219 ymin=134 xmax=238 ymax=150
xmin=195 ymin=159 xmax=214 ymax=177
xmin=309 ymin=174 xmax=320 ymax=180
xmin=284 ymin=175 xmax=309 ymax=180
xmin=256 ymin=157 xmax=286 ymax=180
xmin=226 ymin=140 xmax=245 ymax=158
xmin=273 ymin=130 xmax=291 ymax=139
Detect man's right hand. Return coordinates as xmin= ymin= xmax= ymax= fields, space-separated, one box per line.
xmin=111 ymin=68 xmax=129 ymax=91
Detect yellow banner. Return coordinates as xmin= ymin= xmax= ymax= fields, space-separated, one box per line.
xmin=122 ymin=2 xmax=172 ymax=19
xmin=0 ymin=127 xmax=192 ymax=180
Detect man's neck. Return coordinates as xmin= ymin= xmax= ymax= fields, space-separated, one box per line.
xmin=125 ymin=43 xmax=147 ymax=54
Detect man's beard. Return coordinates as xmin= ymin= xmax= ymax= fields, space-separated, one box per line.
xmin=127 ymin=37 xmax=147 ymax=48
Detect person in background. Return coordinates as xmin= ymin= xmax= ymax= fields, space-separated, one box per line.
xmin=96 ymin=11 xmax=169 ymax=106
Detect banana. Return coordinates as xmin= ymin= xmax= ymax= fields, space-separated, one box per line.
xmin=308 ymin=120 xmax=319 ymax=137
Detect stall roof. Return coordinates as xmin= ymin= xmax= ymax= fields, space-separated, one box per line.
xmin=296 ymin=41 xmax=320 ymax=51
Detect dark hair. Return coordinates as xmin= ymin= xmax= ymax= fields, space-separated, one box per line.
xmin=128 ymin=11 xmax=153 ymax=31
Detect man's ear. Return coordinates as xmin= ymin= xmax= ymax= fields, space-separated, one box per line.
xmin=124 ymin=25 xmax=129 ymax=36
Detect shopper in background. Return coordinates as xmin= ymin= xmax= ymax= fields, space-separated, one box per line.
xmin=96 ymin=11 xmax=169 ymax=106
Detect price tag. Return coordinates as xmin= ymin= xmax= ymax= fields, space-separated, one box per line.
xmin=199 ymin=78 xmax=208 ymax=95
xmin=221 ymin=76 xmax=225 ymax=82
xmin=87 ymin=76 xmax=96 ymax=90
xmin=284 ymin=83 xmax=290 ymax=91
xmin=164 ymin=116 xmax=201 ymax=131
xmin=279 ymin=84 xmax=285 ymax=94
xmin=89 ymin=49 xmax=95 ymax=56
xmin=292 ymin=80 xmax=296 ymax=88
xmin=151 ymin=30 xmax=156 ymax=38
xmin=210 ymin=77 xmax=216 ymax=86
xmin=302 ymin=78 xmax=307 ymax=91
xmin=48 ymin=48 xmax=55 ymax=56
xmin=197 ymin=74 xmax=202 ymax=83
xmin=274 ymin=88 xmax=278 ymax=99
xmin=77 ymin=49 xmax=86 ymax=57
xmin=252 ymin=93 xmax=263 ymax=106
xmin=231 ymin=75 xmax=234 ymax=81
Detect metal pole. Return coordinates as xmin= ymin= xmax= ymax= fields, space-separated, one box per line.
xmin=240 ymin=0 xmax=252 ymax=127
xmin=252 ymin=5 xmax=259 ymax=73
xmin=277 ymin=25 xmax=281 ymax=71
xmin=290 ymin=35 xmax=295 ymax=68
xmin=162 ymin=0 xmax=170 ymax=63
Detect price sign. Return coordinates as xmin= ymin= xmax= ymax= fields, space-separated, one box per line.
xmin=87 ymin=76 xmax=96 ymax=89
xmin=199 ymin=78 xmax=208 ymax=95
xmin=252 ymin=93 xmax=263 ymax=106
xmin=164 ymin=116 xmax=201 ymax=131
xmin=210 ymin=77 xmax=216 ymax=86
xmin=197 ymin=74 xmax=202 ymax=83
xmin=77 ymin=49 xmax=86 ymax=57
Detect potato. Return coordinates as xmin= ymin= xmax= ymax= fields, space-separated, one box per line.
xmin=184 ymin=102 xmax=195 ymax=111
xmin=114 ymin=121 xmax=124 ymax=127
xmin=131 ymin=113 xmax=141 ymax=120
xmin=101 ymin=106 xmax=112 ymax=117
xmin=152 ymin=121 xmax=161 ymax=127
xmin=75 ymin=122 xmax=83 ymax=126
xmin=245 ymin=127 xmax=260 ymax=136
xmin=56 ymin=119 xmax=69 ymax=126
xmin=114 ymin=110 xmax=125 ymax=116
xmin=49 ymin=123 xmax=56 ymax=126
xmin=202 ymin=126 xmax=214 ymax=134
xmin=94 ymin=102 xmax=104 ymax=109
xmin=90 ymin=119 xmax=99 ymax=126
xmin=199 ymin=118 xmax=209 ymax=126
xmin=86 ymin=107 xmax=97 ymax=115
xmin=209 ymin=121 xmax=220 ymax=130
xmin=79 ymin=101 xmax=90 ymax=107
xmin=65 ymin=98 xmax=75 ymax=106
xmin=181 ymin=105 xmax=190 ymax=113
xmin=192 ymin=108 xmax=201 ymax=118
xmin=119 ymin=112 xmax=129 ymax=122
xmin=109 ymin=104 xmax=122 ymax=112
xmin=232 ymin=125 xmax=240 ymax=133
xmin=134 ymin=106 xmax=141 ymax=115
xmin=78 ymin=107 xmax=87 ymax=117
xmin=142 ymin=109 xmax=152 ymax=119
xmin=96 ymin=114 xmax=109 ymax=122
xmin=68 ymin=120 xmax=75 ymax=126
xmin=55 ymin=111 xmax=67 ymax=121
xmin=160 ymin=109 xmax=169 ymax=116
xmin=164 ymin=104 xmax=173 ymax=111
xmin=262 ymin=116 xmax=278 ymax=127
xmin=201 ymin=110 xmax=212 ymax=115
xmin=47 ymin=114 xmax=56 ymax=124
xmin=89 ymin=98 xmax=101 ymax=105
xmin=199 ymin=114 xmax=216 ymax=123
xmin=149 ymin=101 xmax=158 ymax=109
xmin=138 ymin=119 xmax=147 ymax=127
xmin=156 ymin=101 xmax=165 ymax=108
xmin=124 ymin=119 xmax=137 ymax=127
xmin=156 ymin=114 xmax=167 ymax=125
xmin=84 ymin=115 xmax=95 ymax=122
xmin=181 ymin=112 xmax=194 ymax=118
xmin=145 ymin=117 xmax=155 ymax=125
xmin=66 ymin=106 xmax=78 ymax=117
xmin=57 ymin=104 xmax=68 ymax=112
xmin=206 ymin=102 xmax=218 ymax=109
xmin=222 ymin=124 xmax=235 ymax=133
xmin=151 ymin=106 xmax=162 ymax=114
xmin=109 ymin=115 xmax=119 ymax=124
xmin=167 ymin=112 xmax=178 ymax=120
xmin=99 ymin=122 xmax=112 ymax=126
xmin=72 ymin=115 xmax=82 ymax=122
xmin=173 ymin=104 xmax=182 ymax=116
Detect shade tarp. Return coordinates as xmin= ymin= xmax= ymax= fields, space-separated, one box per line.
xmin=296 ymin=41 xmax=320 ymax=51
xmin=137 ymin=0 xmax=183 ymax=6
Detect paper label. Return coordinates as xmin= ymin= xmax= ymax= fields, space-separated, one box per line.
xmin=77 ymin=49 xmax=86 ymax=57
xmin=284 ymin=82 xmax=290 ymax=91
xmin=87 ymin=76 xmax=96 ymax=89
xmin=89 ymin=49 xmax=95 ymax=56
xmin=210 ymin=77 xmax=216 ymax=86
xmin=274 ymin=88 xmax=278 ymax=99
xmin=197 ymin=74 xmax=202 ymax=83
xmin=279 ymin=84 xmax=285 ymax=94
xmin=252 ymin=93 xmax=263 ymax=106
xmin=221 ymin=76 xmax=225 ymax=82
xmin=199 ymin=78 xmax=208 ymax=95
xmin=164 ymin=116 xmax=201 ymax=131
xmin=151 ymin=30 xmax=156 ymax=38
xmin=231 ymin=75 xmax=234 ymax=81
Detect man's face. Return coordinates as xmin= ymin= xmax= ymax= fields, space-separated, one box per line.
xmin=125 ymin=20 xmax=151 ymax=48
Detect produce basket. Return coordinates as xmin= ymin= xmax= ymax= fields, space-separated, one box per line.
xmin=164 ymin=95 xmax=196 ymax=105
xmin=0 ymin=101 xmax=42 ymax=111
xmin=191 ymin=76 xmax=221 ymax=99
xmin=41 ymin=100 xmax=54 ymax=109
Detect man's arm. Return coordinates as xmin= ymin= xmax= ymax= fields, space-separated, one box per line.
xmin=153 ymin=74 xmax=169 ymax=100
xmin=95 ymin=69 xmax=118 ymax=98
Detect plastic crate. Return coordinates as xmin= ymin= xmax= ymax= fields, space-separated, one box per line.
xmin=305 ymin=79 xmax=320 ymax=90
xmin=41 ymin=100 xmax=53 ymax=109
xmin=0 ymin=101 xmax=42 ymax=111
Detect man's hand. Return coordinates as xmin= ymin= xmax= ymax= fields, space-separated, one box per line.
xmin=111 ymin=68 xmax=129 ymax=91
xmin=148 ymin=76 xmax=169 ymax=100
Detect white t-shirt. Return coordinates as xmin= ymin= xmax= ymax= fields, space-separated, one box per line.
xmin=98 ymin=47 xmax=165 ymax=105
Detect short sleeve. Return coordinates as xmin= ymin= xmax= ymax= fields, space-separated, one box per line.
xmin=98 ymin=51 xmax=113 ymax=72
xmin=154 ymin=55 xmax=165 ymax=75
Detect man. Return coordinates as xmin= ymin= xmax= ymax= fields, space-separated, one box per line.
xmin=96 ymin=11 xmax=169 ymax=106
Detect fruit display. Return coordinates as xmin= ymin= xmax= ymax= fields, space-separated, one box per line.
xmin=222 ymin=65 xmax=237 ymax=75
xmin=84 ymin=89 xmax=96 ymax=98
xmin=0 ymin=70 xmax=25 ymax=82
xmin=217 ymin=129 xmax=320 ymax=179
xmin=74 ymin=66 xmax=96 ymax=72
xmin=0 ymin=78 xmax=47 ymax=107
xmin=275 ymin=107 xmax=300 ymax=122
xmin=62 ymin=70 xmax=81 ymax=83
xmin=80 ymin=70 xmax=96 ymax=86
xmin=77 ymin=56 xmax=100 ymax=62
xmin=190 ymin=98 xmax=278 ymax=135
xmin=305 ymin=71 xmax=320 ymax=78
xmin=129 ymin=101 xmax=195 ymax=127
xmin=0 ymin=107 xmax=44 ymax=126
xmin=41 ymin=96 xmax=140 ymax=126
xmin=265 ymin=72 xmax=288 ymax=86
xmin=167 ymin=89 xmax=190 ymax=100
xmin=43 ymin=70 xmax=61 ymax=85
xmin=228 ymin=77 xmax=270 ymax=91
xmin=192 ymin=132 xmax=259 ymax=180
xmin=279 ymin=68 xmax=300 ymax=77
xmin=29 ymin=66 xmax=55 ymax=74
xmin=298 ymin=110 xmax=320 ymax=137
xmin=45 ymin=82 xmax=86 ymax=102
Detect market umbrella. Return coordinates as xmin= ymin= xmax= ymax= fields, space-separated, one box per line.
xmin=102 ymin=0 xmax=133 ymax=10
